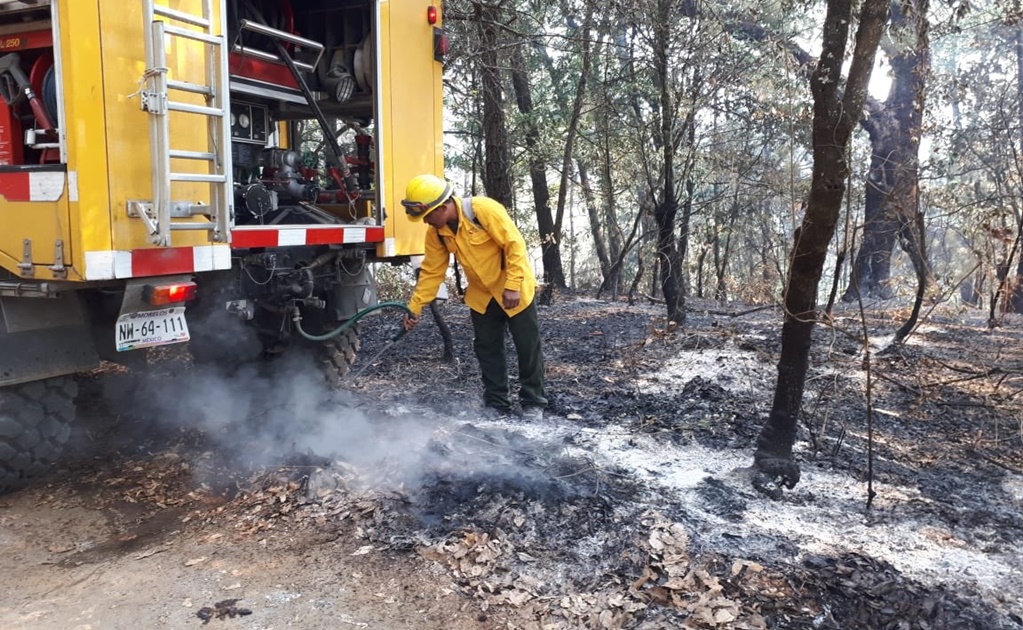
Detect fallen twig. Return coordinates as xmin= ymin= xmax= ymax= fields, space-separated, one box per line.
xmin=968 ymin=449 xmax=1023 ymax=475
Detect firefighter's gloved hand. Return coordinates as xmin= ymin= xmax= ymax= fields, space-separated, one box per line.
xmin=403 ymin=313 xmax=420 ymax=332
xmin=502 ymin=290 xmax=521 ymax=310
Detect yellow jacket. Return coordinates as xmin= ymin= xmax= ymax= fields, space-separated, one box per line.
xmin=407 ymin=196 xmax=536 ymax=317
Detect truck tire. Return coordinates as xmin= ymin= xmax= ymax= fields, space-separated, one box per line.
xmin=0 ymin=376 xmax=76 ymax=494
xmin=319 ymin=327 xmax=361 ymax=388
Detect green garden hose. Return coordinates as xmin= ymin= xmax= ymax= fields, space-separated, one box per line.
xmin=292 ymin=300 xmax=413 ymax=342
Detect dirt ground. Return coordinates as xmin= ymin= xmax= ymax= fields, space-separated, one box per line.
xmin=2 ymin=294 xmax=1022 ymax=629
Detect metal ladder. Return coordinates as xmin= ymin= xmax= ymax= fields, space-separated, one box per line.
xmin=133 ymin=0 xmax=233 ymax=246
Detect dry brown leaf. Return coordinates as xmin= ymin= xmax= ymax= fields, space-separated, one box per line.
xmin=631 ymin=565 xmax=658 ymax=591
xmin=350 ymin=545 xmax=374 ymax=556
xmin=730 ymin=559 xmax=764 ymax=577
xmin=643 ymin=586 xmax=672 ymax=607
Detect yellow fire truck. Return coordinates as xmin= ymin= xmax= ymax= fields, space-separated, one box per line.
xmin=0 ymin=0 xmax=446 ymax=490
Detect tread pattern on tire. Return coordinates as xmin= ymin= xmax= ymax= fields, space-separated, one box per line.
xmin=0 ymin=376 xmax=76 ymax=494
xmin=320 ymin=327 xmax=361 ymax=388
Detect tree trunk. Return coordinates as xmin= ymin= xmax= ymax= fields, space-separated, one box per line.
xmin=753 ymin=0 xmax=889 ymax=494
xmin=477 ymin=2 xmax=513 ymax=207
xmin=714 ymin=196 xmax=740 ymax=302
xmin=652 ymin=0 xmax=685 ymax=324
xmin=598 ymin=114 xmax=625 ymax=296
xmin=579 ymin=161 xmax=613 ymax=283
xmin=509 ymin=42 xmax=562 ymax=302
xmin=678 ymin=127 xmax=696 ymax=302
xmin=597 ymin=202 xmax=646 ymax=300
xmin=841 ymin=0 xmax=933 ymax=303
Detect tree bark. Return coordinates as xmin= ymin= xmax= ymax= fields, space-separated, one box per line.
xmin=578 ymin=161 xmax=613 ymax=284
xmin=509 ymin=42 xmax=563 ymax=300
xmin=477 ymin=2 xmax=513 ymax=207
xmin=841 ymin=0 xmax=933 ymax=303
xmin=651 ymin=0 xmax=685 ymax=324
xmin=753 ymin=0 xmax=889 ymax=494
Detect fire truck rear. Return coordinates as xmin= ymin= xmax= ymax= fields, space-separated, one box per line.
xmin=0 ymin=0 xmax=446 ymax=491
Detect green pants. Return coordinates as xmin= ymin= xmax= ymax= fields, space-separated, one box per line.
xmin=470 ymin=298 xmax=547 ymax=412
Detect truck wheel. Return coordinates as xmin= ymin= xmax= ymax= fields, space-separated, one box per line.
xmin=0 ymin=376 xmax=76 ymax=494
xmin=319 ymin=327 xmax=361 ymax=388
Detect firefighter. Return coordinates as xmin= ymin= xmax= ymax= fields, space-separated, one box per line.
xmin=401 ymin=174 xmax=548 ymax=420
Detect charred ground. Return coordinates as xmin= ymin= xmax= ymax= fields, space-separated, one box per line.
xmin=2 ymin=295 xmax=1021 ymax=629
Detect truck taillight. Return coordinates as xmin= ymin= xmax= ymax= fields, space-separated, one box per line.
xmin=144 ymin=281 xmax=198 ymax=306
xmin=427 ymin=5 xmax=438 ymax=25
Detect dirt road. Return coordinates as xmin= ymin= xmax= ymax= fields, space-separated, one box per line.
xmin=0 ymin=445 xmax=519 ymax=629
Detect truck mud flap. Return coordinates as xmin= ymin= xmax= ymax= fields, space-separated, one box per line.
xmin=0 ymin=293 xmax=99 ymax=387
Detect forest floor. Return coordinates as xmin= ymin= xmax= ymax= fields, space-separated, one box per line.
xmin=1 ymin=294 xmax=1022 ymax=629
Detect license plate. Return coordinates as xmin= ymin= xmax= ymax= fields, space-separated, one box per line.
xmin=115 ymin=306 xmax=190 ymax=352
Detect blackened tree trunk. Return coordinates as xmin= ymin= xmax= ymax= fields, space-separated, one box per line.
xmin=509 ymin=43 xmax=563 ymax=299
xmin=652 ymin=0 xmax=685 ymax=324
xmin=890 ymin=0 xmax=933 ymax=341
xmin=678 ymin=123 xmax=697 ymax=302
xmin=597 ymin=111 xmax=626 ymax=296
xmin=714 ymin=195 xmax=740 ymax=302
xmin=477 ymin=2 xmax=513 ymax=207
xmin=598 ymin=202 xmax=646 ymax=300
xmin=578 ymin=161 xmax=614 ymax=286
xmin=753 ymin=0 xmax=889 ymax=493
xmin=844 ymin=112 xmax=901 ymax=300
xmin=841 ymin=0 xmax=933 ymax=303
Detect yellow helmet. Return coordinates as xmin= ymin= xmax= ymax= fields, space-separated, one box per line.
xmin=401 ymin=174 xmax=454 ymax=221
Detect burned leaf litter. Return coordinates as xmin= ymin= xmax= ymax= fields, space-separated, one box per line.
xmin=52 ymin=296 xmax=1023 ymax=628
xmin=196 ymin=598 xmax=252 ymax=624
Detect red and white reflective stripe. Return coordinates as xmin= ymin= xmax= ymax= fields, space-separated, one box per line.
xmin=83 ymin=245 xmax=231 ymax=281
xmin=82 ymin=226 xmax=384 ymax=280
xmin=230 ymin=225 xmax=385 ymax=248
xmin=0 ymin=171 xmax=66 ymax=202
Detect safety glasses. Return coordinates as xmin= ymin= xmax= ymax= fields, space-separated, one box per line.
xmin=402 ymin=200 xmax=435 ymax=218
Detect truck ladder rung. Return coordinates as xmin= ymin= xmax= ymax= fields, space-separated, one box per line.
xmin=170 ymin=173 xmax=227 ymax=183
xmin=167 ymin=101 xmax=225 ymax=117
xmin=163 ymin=25 xmax=221 ymax=46
xmin=167 ymin=79 xmax=214 ymax=97
xmin=170 ymin=149 xmax=217 ymax=161
xmin=170 ymin=222 xmax=216 ymax=231
xmin=153 ymin=5 xmax=210 ymax=29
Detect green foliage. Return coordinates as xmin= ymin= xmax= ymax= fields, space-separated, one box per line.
xmin=373 ymin=262 xmax=417 ymax=303
xmin=436 ymin=0 xmax=1015 ymax=307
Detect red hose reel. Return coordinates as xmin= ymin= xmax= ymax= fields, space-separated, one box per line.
xmin=0 ymin=28 xmax=56 ymax=166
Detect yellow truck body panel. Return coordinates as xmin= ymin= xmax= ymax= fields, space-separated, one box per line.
xmin=0 ymin=0 xmax=444 ymax=282
xmin=377 ymin=0 xmax=445 ymax=259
